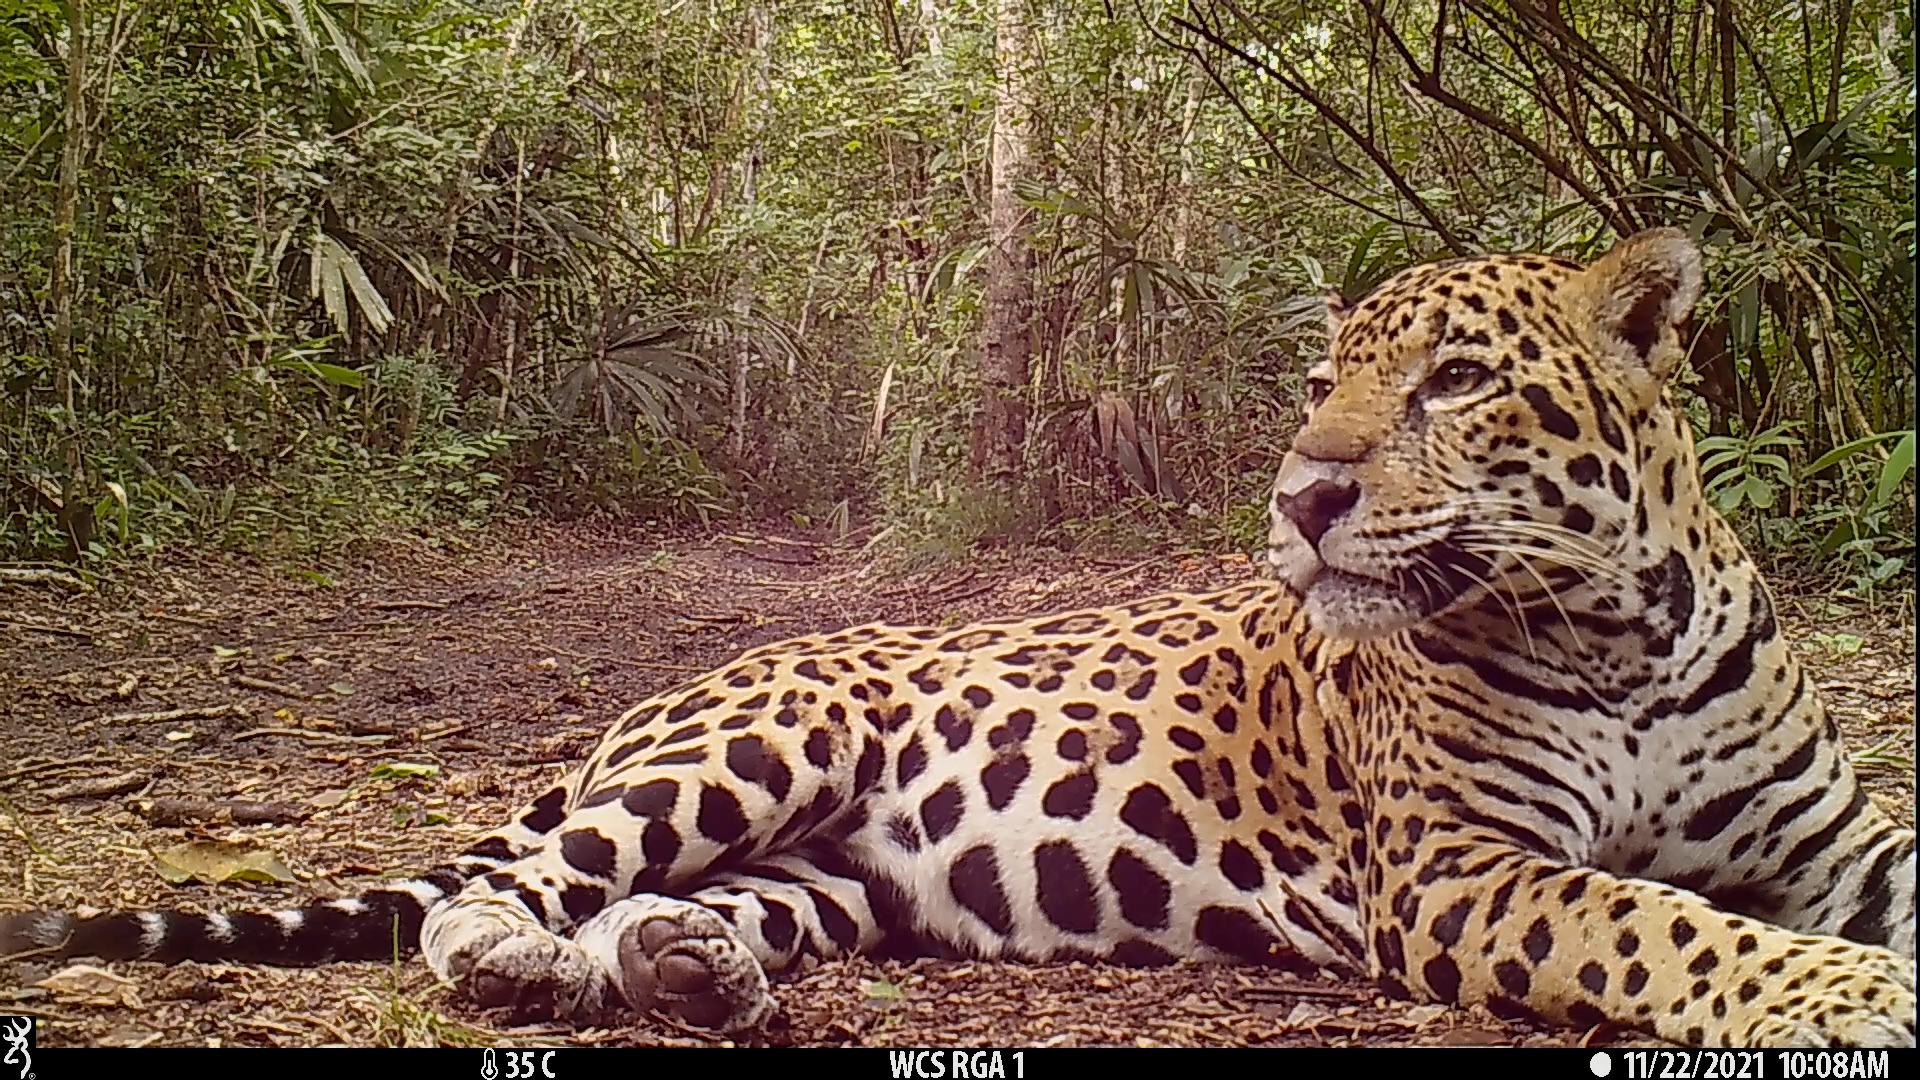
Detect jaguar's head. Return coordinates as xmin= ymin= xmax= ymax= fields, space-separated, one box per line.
xmin=1266 ymin=228 xmax=1705 ymax=640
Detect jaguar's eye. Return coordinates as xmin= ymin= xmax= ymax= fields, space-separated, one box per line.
xmin=1421 ymin=361 xmax=1493 ymax=399
xmin=1306 ymin=378 xmax=1334 ymax=408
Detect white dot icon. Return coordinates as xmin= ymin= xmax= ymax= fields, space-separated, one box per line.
xmin=1589 ymin=1051 xmax=1613 ymax=1077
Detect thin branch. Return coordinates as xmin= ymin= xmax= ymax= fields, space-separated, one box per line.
xmin=1354 ymin=0 xmax=1633 ymax=236
xmin=1172 ymin=2 xmax=1469 ymax=252
xmin=1453 ymin=15 xmax=1641 ymax=230
xmin=1134 ymin=6 xmax=1436 ymax=235
xmin=1730 ymin=17 xmax=1795 ymax=142
xmin=1488 ymin=0 xmax=1892 ymax=332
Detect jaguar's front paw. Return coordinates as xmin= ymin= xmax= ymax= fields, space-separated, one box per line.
xmin=464 ymin=930 xmax=618 ymax=1023
xmin=1734 ymin=946 xmax=1915 ymax=1048
xmin=423 ymin=902 xmax=617 ymax=1024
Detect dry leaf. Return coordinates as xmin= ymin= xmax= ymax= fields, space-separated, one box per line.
xmin=36 ymin=964 xmax=143 ymax=1008
xmin=98 ymin=1027 xmax=164 ymax=1048
xmin=368 ymin=762 xmax=438 ymax=781
xmin=154 ymin=840 xmax=296 ymax=885
xmin=1402 ymin=1003 xmax=1448 ymax=1027
xmin=1284 ymin=1002 xmax=1330 ymax=1026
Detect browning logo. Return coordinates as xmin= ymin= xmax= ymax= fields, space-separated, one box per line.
xmin=1 ymin=1016 xmax=32 ymax=1080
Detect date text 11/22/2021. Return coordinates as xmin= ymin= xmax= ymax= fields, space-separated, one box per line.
xmin=1615 ymin=1050 xmax=1892 ymax=1080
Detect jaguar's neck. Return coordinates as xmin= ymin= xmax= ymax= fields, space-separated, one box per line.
xmin=1413 ymin=518 xmax=1759 ymax=712
xmin=1412 ymin=404 xmax=1762 ymax=715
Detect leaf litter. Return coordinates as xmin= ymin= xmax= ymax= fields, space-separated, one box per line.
xmin=154 ymin=841 xmax=298 ymax=886
xmin=0 ymin=519 xmax=1909 ymax=1048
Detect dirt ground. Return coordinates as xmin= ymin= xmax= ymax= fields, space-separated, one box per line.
xmin=1 ymin=521 xmax=1913 ymax=1049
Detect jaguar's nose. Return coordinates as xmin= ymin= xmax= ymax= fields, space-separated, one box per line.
xmin=1274 ymin=479 xmax=1360 ymax=548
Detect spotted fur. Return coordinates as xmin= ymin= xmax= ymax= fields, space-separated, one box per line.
xmin=5 ymin=230 xmax=1911 ymax=1047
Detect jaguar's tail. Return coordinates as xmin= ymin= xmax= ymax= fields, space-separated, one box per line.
xmin=1 ymin=865 xmax=470 ymax=967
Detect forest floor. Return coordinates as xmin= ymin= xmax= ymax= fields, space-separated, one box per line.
xmin=1 ymin=520 xmax=1913 ymax=1049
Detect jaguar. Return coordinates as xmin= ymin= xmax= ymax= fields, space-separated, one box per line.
xmin=5 ymin=229 xmax=1913 ymax=1047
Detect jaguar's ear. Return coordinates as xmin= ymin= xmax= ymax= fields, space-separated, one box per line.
xmin=1578 ymin=228 xmax=1703 ymax=404
xmin=1325 ymin=287 xmax=1353 ymax=343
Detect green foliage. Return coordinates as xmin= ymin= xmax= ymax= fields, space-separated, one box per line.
xmin=0 ymin=0 xmax=1908 ymax=587
xmin=1211 ymin=494 xmax=1272 ymax=559
xmin=1699 ymin=424 xmax=1803 ymax=515
xmin=882 ymin=480 xmax=1028 ymax=572
xmin=1798 ymin=429 xmax=1916 ymax=599
xmin=1695 ymin=417 xmax=1913 ymax=598
xmin=507 ymin=420 xmax=730 ymax=526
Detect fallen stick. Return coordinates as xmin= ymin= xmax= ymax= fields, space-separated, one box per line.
xmin=726 ymin=533 xmax=827 ymax=549
xmin=856 ymin=524 xmax=896 ymax=557
xmin=1818 ymin=680 xmax=1911 ymax=701
xmin=370 ymin=599 xmax=449 ymax=611
xmin=233 ymin=727 xmax=393 ymax=745
xmin=230 ymin=674 xmax=312 ymax=700
xmin=278 ymin=1011 xmax=357 ymax=1047
xmin=0 ymin=619 xmax=93 ymax=639
xmin=137 ymin=796 xmax=310 ymax=826
xmin=1 ymin=754 xmax=110 ymax=783
xmin=877 ymin=568 xmax=975 ymax=601
xmin=929 ymin=569 xmax=981 ymax=596
xmin=935 ymin=580 xmax=999 ymax=604
xmin=89 ymin=704 xmax=244 ymax=728
xmin=43 ymin=770 xmax=151 ymax=802
xmin=0 ymin=567 xmax=88 ymax=591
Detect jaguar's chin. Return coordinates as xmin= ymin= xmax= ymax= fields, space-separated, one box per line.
xmin=1272 ymin=539 xmax=1491 ymax=642
xmin=1297 ymin=567 xmax=1431 ymax=640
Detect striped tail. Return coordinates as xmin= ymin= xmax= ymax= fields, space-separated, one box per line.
xmin=2 ymin=864 xmax=474 ymax=967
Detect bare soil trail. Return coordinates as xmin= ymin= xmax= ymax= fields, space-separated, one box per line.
xmin=2 ymin=521 xmax=1912 ymax=1048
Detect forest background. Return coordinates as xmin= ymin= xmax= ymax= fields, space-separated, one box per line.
xmin=1 ymin=0 xmax=1912 ymax=601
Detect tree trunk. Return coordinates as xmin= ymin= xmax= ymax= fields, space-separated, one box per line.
xmin=52 ymin=0 xmax=91 ymax=559
xmin=446 ymin=0 xmax=536 ymax=410
xmin=920 ymin=0 xmax=943 ymax=62
xmin=792 ymin=223 xmax=830 ymax=377
xmin=1172 ymin=62 xmax=1205 ymax=266
xmin=495 ymin=137 xmax=527 ymax=427
xmin=1714 ymin=0 xmax=1737 ymax=191
xmin=727 ymin=3 xmax=770 ymax=463
xmin=971 ymin=0 xmax=1034 ymax=490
